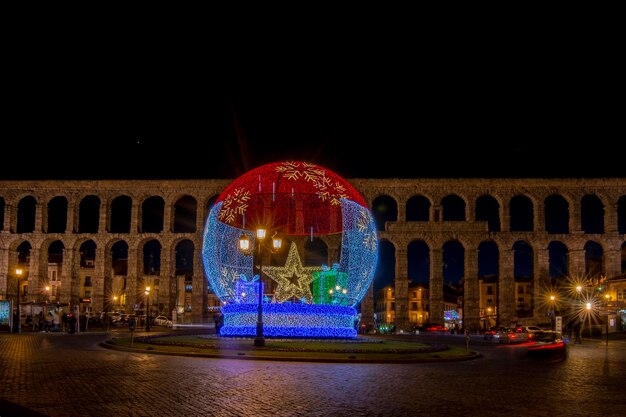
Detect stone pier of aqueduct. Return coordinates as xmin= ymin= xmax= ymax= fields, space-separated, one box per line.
xmin=1 ymin=178 xmax=625 ymax=332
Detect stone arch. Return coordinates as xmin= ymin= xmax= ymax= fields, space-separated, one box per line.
xmin=110 ymin=195 xmax=132 ymax=233
xmin=406 ymin=195 xmax=431 ymax=221
xmin=373 ymin=238 xmax=396 ymax=293
xmin=141 ymin=196 xmax=165 ymax=233
xmin=442 ymin=240 xmax=464 ymax=285
xmin=14 ymin=240 xmax=32 ymax=302
xmin=548 ymin=241 xmax=568 ymax=280
xmin=17 ymin=195 xmax=37 ymax=233
xmin=513 ymin=240 xmax=534 ymax=279
xmin=617 ymin=195 xmax=626 ymax=234
xmin=173 ymin=195 xmax=197 ymax=233
xmin=46 ymin=195 xmax=68 ymax=233
xmin=478 ymin=240 xmax=499 ymax=278
xmin=581 ymin=194 xmax=604 ymax=234
xmin=475 ymin=195 xmax=500 ymax=232
xmin=513 ymin=240 xmax=534 ymax=319
xmin=109 ymin=240 xmax=129 ymax=276
xmin=372 ymin=195 xmax=398 ymax=231
xmin=78 ymin=195 xmax=100 ymax=233
xmin=103 ymin=239 xmax=130 ymax=311
xmin=43 ymin=240 xmax=65 ymax=302
xmin=78 ymin=240 xmax=97 ymax=267
xmin=142 ymin=239 xmax=162 ymax=275
xmin=478 ymin=240 xmax=499 ymax=328
xmin=442 ymin=195 xmax=466 ymax=221
xmin=584 ymin=240 xmax=604 ymax=278
xmin=174 ymin=239 xmax=195 ymax=277
xmin=16 ymin=240 xmax=32 ymax=266
xmin=172 ymin=239 xmax=195 ymax=314
xmin=408 ymin=239 xmax=430 ymax=284
xmin=545 ymin=194 xmax=569 ymax=234
xmin=510 ymin=195 xmax=534 ymax=232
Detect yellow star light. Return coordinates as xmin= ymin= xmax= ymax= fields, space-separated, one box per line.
xmin=262 ymin=242 xmax=322 ymax=303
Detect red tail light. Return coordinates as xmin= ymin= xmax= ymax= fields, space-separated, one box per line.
xmin=528 ymin=341 xmax=564 ymax=351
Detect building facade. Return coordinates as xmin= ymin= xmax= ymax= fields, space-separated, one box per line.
xmin=1 ymin=178 xmax=625 ymax=332
xmin=375 ymin=284 xmax=430 ymax=329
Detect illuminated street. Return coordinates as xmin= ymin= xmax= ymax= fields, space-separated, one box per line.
xmin=1 ymin=332 xmax=625 ymax=417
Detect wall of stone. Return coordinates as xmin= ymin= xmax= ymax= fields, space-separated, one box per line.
xmin=1 ymin=178 xmax=624 ymax=330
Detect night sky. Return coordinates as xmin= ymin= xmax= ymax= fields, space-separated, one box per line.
xmin=3 ymin=33 xmax=623 ymax=181
xmin=4 ymin=92 xmax=621 ymax=181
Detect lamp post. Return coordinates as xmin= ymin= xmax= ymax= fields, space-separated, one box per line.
xmin=549 ymin=294 xmax=556 ymax=330
xmin=604 ymin=294 xmax=611 ymax=346
xmin=239 ymin=228 xmax=282 ymax=347
xmin=145 ymin=286 xmax=151 ymax=332
xmin=15 ymin=268 xmax=23 ymax=333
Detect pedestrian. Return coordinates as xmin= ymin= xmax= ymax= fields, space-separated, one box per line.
xmin=38 ymin=311 xmax=46 ymax=332
xmin=214 ymin=313 xmax=222 ymax=334
xmin=33 ymin=311 xmax=40 ymax=332
xmin=62 ymin=311 xmax=68 ymax=332
xmin=52 ymin=310 xmax=60 ymax=332
xmin=68 ymin=314 xmax=77 ymax=334
xmin=573 ymin=319 xmax=582 ymax=344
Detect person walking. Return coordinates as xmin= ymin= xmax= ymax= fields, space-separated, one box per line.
xmin=573 ymin=319 xmax=582 ymax=344
xmin=32 ymin=311 xmax=40 ymax=332
xmin=68 ymin=314 xmax=77 ymax=334
xmin=214 ymin=313 xmax=223 ymax=334
xmin=52 ymin=310 xmax=60 ymax=332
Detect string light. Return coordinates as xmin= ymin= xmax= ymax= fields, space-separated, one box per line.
xmin=202 ymin=161 xmax=377 ymax=339
xmin=220 ymin=304 xmax=358 ymax=338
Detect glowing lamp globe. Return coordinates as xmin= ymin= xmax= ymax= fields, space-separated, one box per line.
xmin=202 ymin=161 xmax=378 ymax=338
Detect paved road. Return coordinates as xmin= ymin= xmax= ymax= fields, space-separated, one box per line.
xmin=1 ymin=331 xmax=625 ymax=417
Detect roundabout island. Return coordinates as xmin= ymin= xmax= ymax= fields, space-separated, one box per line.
xmin=101 ymin=331 xmax=481 ymax=363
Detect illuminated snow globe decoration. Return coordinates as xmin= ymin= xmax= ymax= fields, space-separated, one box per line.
xmin=202 ymin=161 xmax=377 ymax=338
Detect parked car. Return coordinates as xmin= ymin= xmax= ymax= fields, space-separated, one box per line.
xmin=527 ymin=331 xmax=567 ymax=360
xmin=505 ymin=326 xmax=534 ymax=343
xmin=519 ymin=325 xmax=544 ymax=334
xmin=153 ymin=315 xmax=173 ymax=327
xmin=484 ymin=326 xmax=508 ymax=342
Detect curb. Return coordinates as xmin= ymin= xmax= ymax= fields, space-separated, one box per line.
xmin=99 ymin=341 xmax=482 ymax=364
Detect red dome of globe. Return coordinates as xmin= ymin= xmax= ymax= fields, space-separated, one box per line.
xmin=216 ymin=161 xmax=367 ymax=235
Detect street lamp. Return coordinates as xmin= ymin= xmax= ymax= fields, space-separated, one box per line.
xmin=549 ymin=294 xmax=556 ymax=330
xmin=145 ymin=286 xmax=151 ymax=332
xmin=238 ymin=228 xmax=282 ymax=347
xmin=486 ymin=307 xmax=493 ymax=329
xmin=15 ymin=268 xmax=23 ymax=333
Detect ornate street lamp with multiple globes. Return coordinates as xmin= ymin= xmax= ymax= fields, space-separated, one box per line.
xmin=238 ymin=228 xmax=282 ymax=347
